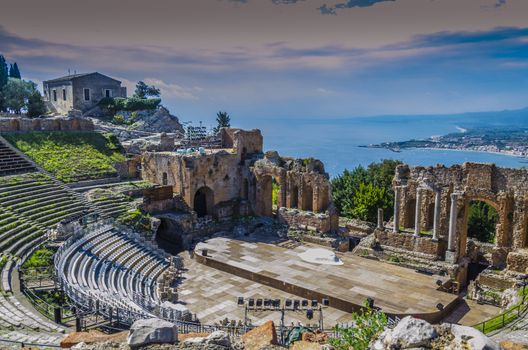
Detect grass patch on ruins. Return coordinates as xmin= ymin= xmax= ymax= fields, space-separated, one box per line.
xmin=117 ymin=209 xmax=152 ymax=234
xmin=22 ymin=246 xmax=55 ymax=270
xmin=0 ymin=256 xmax=7 ymax=271
xmin=4 ymin=131 xmax=126 ymax=183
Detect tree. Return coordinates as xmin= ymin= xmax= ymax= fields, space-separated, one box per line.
xmin=331 ymin=159 xmax=402 ymax=223
xmin=214 ymin=111 xmax=231 ymax=133
xmin=133 ymin=81 xmax=160 ymax=99
xmin=468 ymin=201 xmax=498 ymax=243
xmin=3 ymin=78 xmax=39 ymax=114
xmin=8 ymin=62 xmax=21 ymax=79
xmin=0 ymin=55 xmax=8 ymax=88
xmin=0 ymin=55 xmax=8 ymax=112
xmin=351 ymin=183 xmax=391 ymax=223
xmin=27 ymin=90 xmax=46 ymax=118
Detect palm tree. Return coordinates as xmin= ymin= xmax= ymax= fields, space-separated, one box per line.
xmin=214 ymin=111 xmax=231 ymax=133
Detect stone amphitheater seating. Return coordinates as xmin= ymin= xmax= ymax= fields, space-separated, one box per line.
xmin=0 ymin=139 xmax=36 ymax=176
xmin=0 ymin=173 xmax=90 ymax=294
xmin=90 ymin=194 xmax=132 ymax=218
xmin=57 ymin=225 xmax=191 ymax=324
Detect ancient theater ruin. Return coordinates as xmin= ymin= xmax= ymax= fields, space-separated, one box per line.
xmin=368 ymin=162 xmax=528 ymax=301
xmin=0 ymin=116 xmax=526 ymax=345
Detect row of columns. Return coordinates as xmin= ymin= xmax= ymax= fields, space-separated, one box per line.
xmin=392 ymin=186 xmax=460 ymax=252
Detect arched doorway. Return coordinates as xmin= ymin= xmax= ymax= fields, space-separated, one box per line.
xmin=290 ymin=185 xmax=298 ymax=209
xmin=426 ymin=201 xmax=435 ymax=231
xmin=302 ymin=183 xmax=313 ymax=211
xmin=404 ymin=198 xmax=416 ymax=229
xmin=242 ymin=179 xmax=249 ymax=200
xmin=156 ymin=218 xmax=185 ymax=254
xmin=194 ymin=186 xmax=214 ymax=218
xmin=467 ymin=200 xmax=498 ymax=244
xmin=465 ymin=199 xmax=499 ymax=283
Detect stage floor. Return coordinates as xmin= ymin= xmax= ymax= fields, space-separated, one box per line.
xmin=176 ymin=252 xmax=354 ymax=326
xmin=193 ymin=237 xmax=459 ymax=320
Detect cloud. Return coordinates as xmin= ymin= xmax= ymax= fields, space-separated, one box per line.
xmin=143 ymin=78 xmax=202 ymax=100
xmin=318 ymin=0 xmax=396 ymax=14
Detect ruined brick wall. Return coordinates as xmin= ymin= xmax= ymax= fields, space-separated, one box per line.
xmin=141 ymin=150 xmax=244 ymax=217
xmin=376 ymin=230 xmax=446 ymax=259
xmin=393 ymin=162 xmax=528 ymax=269
xmin=0 ymin=117 xmax=94 ymax=133
xmin=277 ymin=207 xmax=338 ymax=233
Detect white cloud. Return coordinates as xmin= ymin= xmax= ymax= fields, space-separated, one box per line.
xmin=144 ymin=78 xmax=201 ymax=100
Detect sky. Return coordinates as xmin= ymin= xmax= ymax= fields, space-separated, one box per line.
xmin=1 ymin=0 xmax=528 ymax=124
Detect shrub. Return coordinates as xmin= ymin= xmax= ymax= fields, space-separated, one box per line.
xmin=332 ymin=159 xmax=402 ymax=223
xmin=23 ymin=247 xmax=55 ymax=269
xmin=98 ymin=97 xmax=160 ymax=114
xmin=329 ymin=300 xmax=388 ymax=350
xmin=112 ymin=114 xmax=126 ymax=125
xmin=117 ymin=209 xmax=152 ymax=233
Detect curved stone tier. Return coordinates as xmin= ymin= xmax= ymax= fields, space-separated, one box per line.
xmin=56 ymin=223 xmax=190 ymax=325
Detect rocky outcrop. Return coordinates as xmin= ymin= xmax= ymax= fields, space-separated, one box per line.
xmin=130 ymin=107 xmax=184 ymax=135
xmin=183 ymin=331 xmax=232 ymax=348
xmin=127 ymin=318 xmax=178 ymax=348
xmin=372 ymin=316 xmax=437 ymax=349
xmin=241 ymin=321 xmax=278 ymax=350
xmin=90 ymin=107 xmax=184 ymax=142
xmin=371 ymin=316 xmax=500 ymax=350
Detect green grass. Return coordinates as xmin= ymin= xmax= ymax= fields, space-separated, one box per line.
xmin=4 ymin=132 xmax=126 ymax=183
xmin=0 ymin=256 xmax=7 ymax=271
xmin=22 ymin=246 xmax=55 ymax=270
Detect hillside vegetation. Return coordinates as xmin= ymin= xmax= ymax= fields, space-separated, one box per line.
xmin=4 ymin=132 xmax=126 ymax=183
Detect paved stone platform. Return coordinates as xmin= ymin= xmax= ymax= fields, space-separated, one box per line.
xmin=177 ymin=252 xmax=353 ymax=327
xmin=194 ymin=237 xmax=460 ymax=323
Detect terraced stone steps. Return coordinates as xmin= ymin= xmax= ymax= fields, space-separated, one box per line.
xmin=57 ymin=227 xmax=180 ymax=320
xmin=0 ymin=140 xmax=36 ymax=176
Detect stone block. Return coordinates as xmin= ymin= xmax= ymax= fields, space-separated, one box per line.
xmin=290 ymin=340 xmax=323 ymax=350
xmin=242 ymin=320 xmax=278 ymax=350
xmin=127 ymin=318 xmax=178 ymax=348
xmin=60 ymin=330 xmax=127 ymax=348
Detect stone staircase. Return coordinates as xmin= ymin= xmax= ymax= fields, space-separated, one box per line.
xmin=0 ymin=139 xmax=36 ymax=176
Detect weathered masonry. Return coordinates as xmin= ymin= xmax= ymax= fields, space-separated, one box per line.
xmin=43 ymin=72 xmax=127 ymax=115
xmin=384 ymin=162 xmax=528 ymax=274
xmin=141 ymin=128 xmax=338 ymax=233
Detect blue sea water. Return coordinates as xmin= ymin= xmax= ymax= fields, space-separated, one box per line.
xmin=236 ymin=115 xmax=528 ymax=178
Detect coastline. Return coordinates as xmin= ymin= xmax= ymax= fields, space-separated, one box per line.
xmin=380 ymin=146 xmax=528 ymax=161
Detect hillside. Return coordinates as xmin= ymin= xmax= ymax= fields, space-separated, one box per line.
xmin=3 ymin=132 xmax=126 ymax=183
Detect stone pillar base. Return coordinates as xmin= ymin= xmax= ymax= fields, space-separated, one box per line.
xmin=445 ymin=250 xmax=457 ymax=264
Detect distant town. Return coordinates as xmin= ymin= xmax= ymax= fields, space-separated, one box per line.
xmin=367 ymin=127 xmax=528 ymax=159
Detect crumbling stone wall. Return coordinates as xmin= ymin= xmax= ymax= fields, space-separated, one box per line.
xmin=141 ymin=128 xmax=338 ymax=232
xmin=0 ymin=117 xmax=94 ymax=132
xmin=391 ymin=162 xmax=528 ymax=270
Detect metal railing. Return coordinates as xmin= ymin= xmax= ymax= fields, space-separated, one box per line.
xmin=473 ymin=299 xmax=528 ymax=334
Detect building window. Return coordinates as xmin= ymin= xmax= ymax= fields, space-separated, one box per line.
xmin=53 ymin=90 xmax=57 ymax=102
xmin=63 ymin=89 xmax=67 ymax=101
xmin=83 ymin=88 xmax=90 ymax=101
xmin=105 ymin=89 xmax=112 ymax=98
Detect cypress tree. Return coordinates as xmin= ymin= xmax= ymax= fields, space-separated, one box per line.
xmin=0 ymin=55 xmax=7 ymax=88
xmin=0 ymin=55 xmax=8 ymax=112
xmin=9 ymin=62 xmax=21 ymax=79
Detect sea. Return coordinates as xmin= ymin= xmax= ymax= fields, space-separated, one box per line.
xmin=236 ymin=114 xmax=528 ymax=178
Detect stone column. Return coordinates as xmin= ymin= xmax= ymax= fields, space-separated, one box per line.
xmin=414 ymin=188 xmax=423 ymax=237
xmin=432 ymin=190 xmax=441 ymax=241
xmin=448 ymin=193 xmax=459 ymax=251
xmin=377 ymin=208 xmax=384 ymax=230
xmin=393 ymin=186 xmax=401 ymax=233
